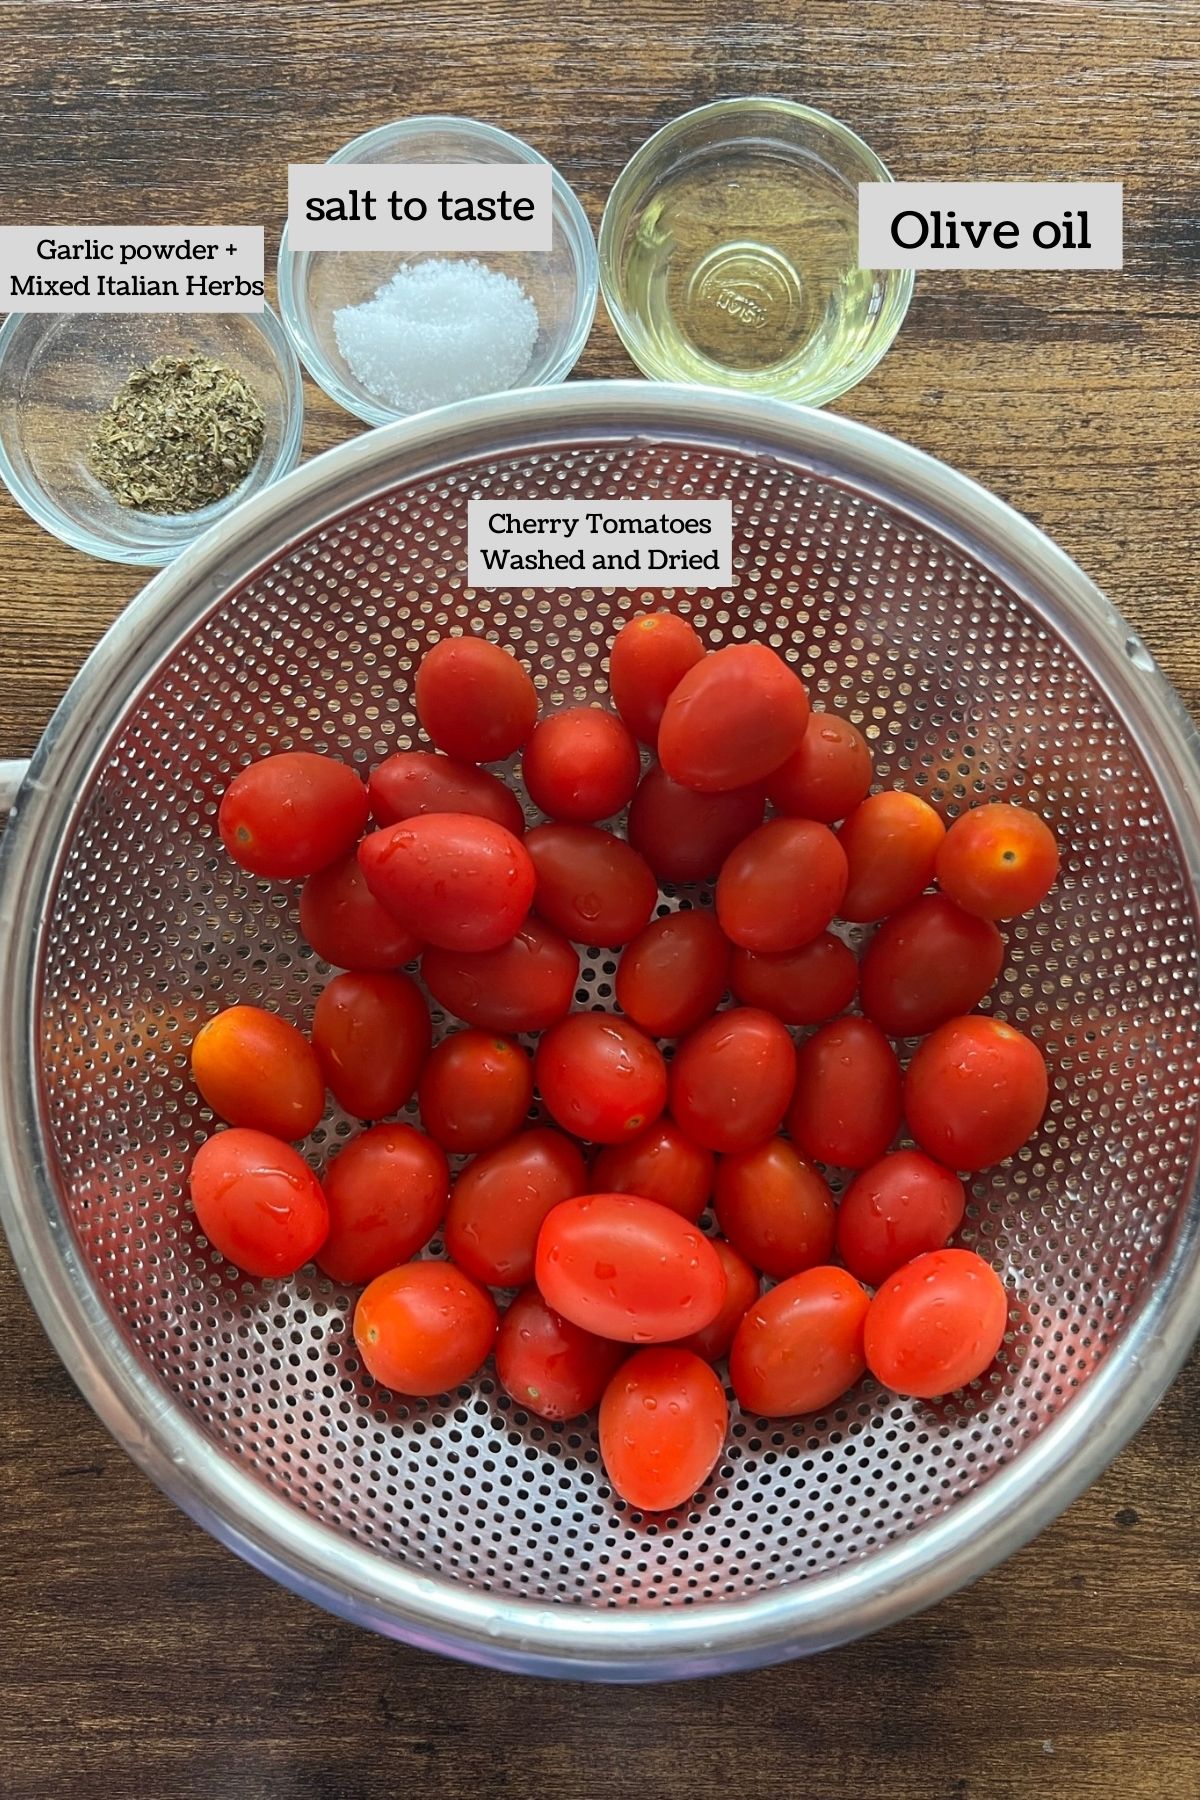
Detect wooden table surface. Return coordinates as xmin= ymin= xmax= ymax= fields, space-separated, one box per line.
xmin=1 ymin=4 xmax=1197 ymax=1796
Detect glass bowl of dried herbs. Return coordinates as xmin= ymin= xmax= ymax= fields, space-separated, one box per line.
xmin=0 ymin=306 xmax=304 ymax=565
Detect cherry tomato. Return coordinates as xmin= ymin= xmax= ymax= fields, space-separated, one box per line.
xmin=421 ymin=919 xmax=579 ymax=1033
xmin=521 ymin=708 xmax=641 ymax=823
xmin=368 ymin=749 xmax=525 ymax=837
xmin=414 ymin=637 xmax=537 ymax=763
xmin=674 ymin=1239 xmax=760 ymax=1362
xmin=218 ymin=751 xmax=368 ymax=881
xmin=626 ymin=765 xmax=766 ymax=885
xmin=729 ymin=932 xmax=858 ymax=1026
xmin=864 ymin=1248 xmax=1009 ymax=1397
xmin=859 ymin=894 xmax=1005 ymax=1039
xmin=713 ymin=1138 xmax=835 ymax=1279
xmin=836 ymin=1150 xmax=966 ymax=1288
xmin=353 ymin=1261 xmax=498 ymax=1397
xmin=417 ymin=1029 xmax=533 ymax=1153
xmin=599 ymin=1348 xmax=728 ymax=1511
xmin=905 ymin=1014 xmax=1048 ymax=1171
xmin=787 ymin=1017 xmax=902 ymax=1168
xmin=716 ymin=818 xmax=848 ymax=953
xmin=730 ymin=1266 xmax=870 ymax=1417
xmin=189 ymin=1128 xmax=328 ymax=1279
xmin=526 ymin=823 xmax=657 ymax=948
xmin=838 ymin=790 xmax=946 ymax=922
xmin=318 ymin=1123 xmax=449 ymax=1285
xmin=311 ymin=970 xmax=431 ymax=1119
xmin=615 ymin=910 xmax=731 ymax=1038
xmin=767 ymin=712 xmax=873 ymax=822
xmin=609 ymin=611 xmax=705 ymax=745
xmin=299 ymin=852 xmax=422 ymax=971
xmin=937 ymin=802 xmax=1060 ymax=920
xmin=658 ymin=644 xmax=810 ymax=792
xmin=591 ymin=1117 xmax=714 ymax=1223
xmin=495 ymin=1286 xmax=626 ymax=1421
xmin=670 ymin=1007 xmax=796 ymax=1153
xmin=444 ymin=1126 xmax=587 ymax=1287
xmin=190 ymin=1004 xmax=324 ymax=1141
xmin=535 ymin=1013 xmax=667 ymax=1143
xmin=359 ymin=814 xmax=534 ymax=953
xmin=536 ymin=1193 xmax=726 ymax=1342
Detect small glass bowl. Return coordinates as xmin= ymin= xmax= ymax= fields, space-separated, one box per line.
xmin=277 ymin=115 xmax=598 ymax=425
xmin=599 ymin=97 xmax=914 ymax=407
xmin=0 ymin=307 xmax=303 ymax=566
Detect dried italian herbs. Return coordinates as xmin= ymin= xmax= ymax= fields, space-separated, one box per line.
xmin=88 ymin=352 xmax=266 ymax=513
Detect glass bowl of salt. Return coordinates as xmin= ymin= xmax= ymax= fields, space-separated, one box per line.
xmin=277 ymin=116 xmax=598 ymax=426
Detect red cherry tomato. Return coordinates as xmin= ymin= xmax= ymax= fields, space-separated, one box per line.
xmin=767 ymin=713 xmax=873 ymax=822
xmin=311 ymin=970 xmax=431 ymax=1119
xmin=599 ymin=1348 xmax=728 ymax=1511
xmin=417 ymin=1029 xmax=533 ymax=1153
xmin=615 ymin=910 xmax=731 ymax=1038
xmin=444 ymin=1127 xmax=587 ymax=1288
xmin=729 ymin=932 xmax=858 ymax=1026
xmin=591 ymin=1117 xmax=714 ymax=1223
xmin=368 ymin=749 xmax=525 ymax=837
xmin=359 ymin=813 xmax=534 ymax=953
xmin=299 ymin=852 xmax=423 ymax=971
xmin=713 ymin=1138 xmax=835 ymax=1279
xmin=837 ymin=790 xmax=946 ymax=922
xmin=864 ymin=1248 xmax=1009 ymax=1397
xmin=318 ymin=1122 xmax=449 ymax=1285
xmin=535 ymin=1013 xmax=667 ymax=1143
xmin=421 ymin=919 xmax=579 ymax=1033
xmin=658 ymin=645 xmax=810 ymax=792
xmin=626 ymin=765 xmax=766 ymax=885
xmin=716 ymin=818 xmax=848 ymax=953
xmin=670 ymin=1007 xmax=796 ymax=1153
xmin=905 ymin=1015 xmax=1048 ymax=1171
xmin=787 ymin=1017 xmax=902 ymax=1168
xmin=836 ymin=1150 xmax=966 ymax=1288
xmin=536 ymin=1193 xmax=726 ymax=1342
xmin=859 ymin=894 xmax=1005 ymax=1039
xmin=674 ymin=1239 xmax=760 ymax=1363
xmin=191 ymin=1004 xmax=324 ymax=1141
xmin=609 ymin=612 xmax=705 ymax=745
xmin=189 ymin=1128 xmax=329 ymax=1278
xmin=218 ymin=752 xmax=369 ymax=881
xmin=353 ymin=1261 xmax=498 ymax=1397
xmin=526 ymin=823 xmax=657 ymax=948
xmin=522 ymin=708 xmax=641 ymax=823
xmin=730 ymin=1266 xmax=870 ymax=1417
xmin=937 ymin=802 xmax=1060 ymax=920
xmin=414 ymin=638 xmax=538 ymax=763
xmin=495 ymin=1286 xmax=626 ymax=1421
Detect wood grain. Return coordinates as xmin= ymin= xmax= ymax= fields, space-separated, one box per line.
xmin=1 ymin=4 xmax=1198 ymax=1797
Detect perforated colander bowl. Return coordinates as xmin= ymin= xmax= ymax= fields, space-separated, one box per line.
xmin=2 ymin=383 xmax=1198 ymax=1682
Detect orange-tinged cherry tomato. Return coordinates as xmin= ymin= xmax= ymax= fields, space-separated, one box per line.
xmin=615 ymin=909 xmax=731 ymax=1038
xmin=626 ymin=765 xmax=766 ymax=885
xmin=787 ymin=1017 xmax=902 ymax=1168
xmin=522 ymin=707 xmax=641 ymax=823
xmin=421 ymin=919 xmax=579 ymax=1033
xmin=496 ymin=1286 xmax=627 ymax=1421
xmin=859 ymin=894 xmax=1005 ymax=1039
xmin=368 ymin=749 xmax=525 ymax=837
xmin=905 ymin=1014 xmax=1048 ymax=1171
xmin=670 ymin=1007 xmax=796 ymax=1153
xmin=609 ymin=611 xmax=705 ymax=745
xmin=591 ymin=1117 xmax=714 ymax=1223
xmin=359 ymin=814 xmax=534 ymax=953
xmin=218 ymin=751 xmax=369 ymax=881
xmin=658 ymin=644 xmax=810 ymax=793
xmin=535 ymin=1013 xmax=667 ymax=1144
xmin=713 ymin=1138 xmax=835 ymax=1279
xmin=189 ymin=1128 xmax=329 ymax=1279
xmin=599 ymin=1348 xmax=728 ymax=1511
xmin=836 ymin=1149 xmax=966 ymax=1288
xmin=311 ymin=970 xmax=431 ymax=1119
xmin=318 ymin=1122 xmax=449 ymax=1285
xmin=837 ymin=790 xmax=946 ymax=922
xmin=417 ymin=1029 xmax=533 ymax=1153
xmin=730 ymin=1266 xmax=870 ymax=1417
xmin=353 ymin=1261 xmax=498 ymax=1396
xmin=299 ymin=852 xmax=423 ymax=971
xmin=526 ymin=822 xmax=657 ymax=948
xmin=767 ymin=712 xmax=873 ymax=822
xmin=864 ymin=1248 xmax=1009 ymax=1397
xmin=937 ymin=802 xmax=1060 ymax=920
xmin=716 ymin=817 xmax=848 ymax=953
xmin=414 ymin=638 xmax=537 ymax=763
xmin=536 ymin=1193 xmax=726 ymax=1342
xmin=674 ymin=1239 xmax=760 ymax=1362
xmin=729 ymin=932 xmax=858 ymax=1026
xmin=190 ymin=1004 xmax=324 ymax=1141
xmin=443 ymin=1126 xmax=588 ymax=1288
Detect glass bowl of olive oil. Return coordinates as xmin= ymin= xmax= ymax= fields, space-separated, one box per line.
xmin=599 ymin=98 xmax=913 ymax=406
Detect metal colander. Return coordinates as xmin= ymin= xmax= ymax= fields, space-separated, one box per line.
xmin=2 ymin=383 xmax=1198 ymax=1682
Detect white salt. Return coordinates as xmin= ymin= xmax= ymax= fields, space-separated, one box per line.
xmin=333 ymin=257 xmax=540 ymax=414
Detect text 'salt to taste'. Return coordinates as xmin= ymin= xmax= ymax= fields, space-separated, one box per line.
xmin=858 ymin=182 xmax=1123 ymax=270
xmin=288 ymin=164 xmax=554 ymax=253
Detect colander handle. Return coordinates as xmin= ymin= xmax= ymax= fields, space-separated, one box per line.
xmin=0 ymin=759 xmax=30 ymax=818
